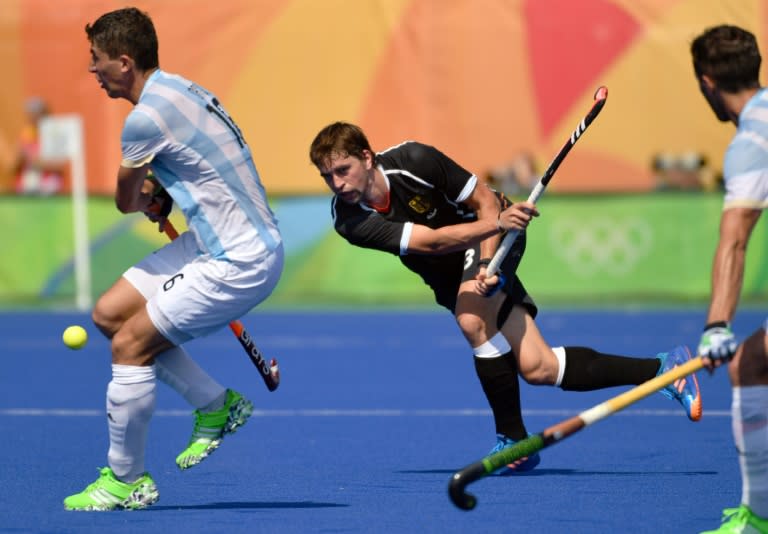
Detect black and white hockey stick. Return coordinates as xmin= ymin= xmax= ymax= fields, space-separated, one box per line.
xmin=486 ymin=86 xmax=608 ymax=277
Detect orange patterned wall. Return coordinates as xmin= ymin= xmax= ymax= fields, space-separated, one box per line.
xmin=0 ymin=0 xmax=765 ymax=195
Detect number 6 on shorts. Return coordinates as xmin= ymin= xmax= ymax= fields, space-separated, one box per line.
xmin=162 ymin=220 xmax=280 ymax=392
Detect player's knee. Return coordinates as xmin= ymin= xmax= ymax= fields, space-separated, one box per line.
xmin=455 ymin=312 xmax=487 ymax=345
xmin=517 ymin=350 xmax=559 ymax=386
xmin=518 ymin=365 xmax=551 ymax=386
xmin=92 ymin=307 xmax=117 ymax=339
xmin=92 ymin=298 xmax=125 ymax=339
xmin=729 ymin=329 xmax=768 ymax=385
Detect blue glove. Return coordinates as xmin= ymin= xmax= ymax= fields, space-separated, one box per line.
xmin=698 ymin=321 xmax=738 ymax=361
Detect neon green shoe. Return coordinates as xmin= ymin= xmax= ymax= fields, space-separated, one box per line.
xmin=63 ymin=467 xmax=158 ymax=511
xmin=701 ymin=505 xmax=768 ymax=533
xmin=175 ymin=389 xmax=253 ymax=469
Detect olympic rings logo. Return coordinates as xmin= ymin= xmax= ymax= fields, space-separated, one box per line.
xmin=548 ymin=216 xmax=653 ymax=276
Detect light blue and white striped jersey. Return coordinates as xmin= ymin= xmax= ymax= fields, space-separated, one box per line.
xmin=121 ymin=69 xmax=281 ymax=263
xmin=723 ymin=87 xmax=768 ymax=210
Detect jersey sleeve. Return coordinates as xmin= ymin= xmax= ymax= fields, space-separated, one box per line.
xmin=120 ymin=108 xmax=166 ymax=168
xmin=723 ymin=130 xmax=768 ymax=210
xmin=333 ymin=199 xmax=408 ymax=255
xmin=396 ymin=142 xmax=475 ymax=202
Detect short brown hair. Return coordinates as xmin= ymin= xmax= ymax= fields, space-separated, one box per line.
xmin=691 ymin=25 xmax=761 ymax=92
xmin=309 ymin=122 xmax=373 ymax=169
xmin=85 ymin=7 xmax=159 ymax=71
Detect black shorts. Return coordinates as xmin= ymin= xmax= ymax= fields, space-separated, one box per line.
xmin=434 ymin=231 xmax=538 ymax=327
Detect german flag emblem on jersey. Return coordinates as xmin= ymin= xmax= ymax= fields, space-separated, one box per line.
xmin=408 ymin=196 xmax=430 ymax=214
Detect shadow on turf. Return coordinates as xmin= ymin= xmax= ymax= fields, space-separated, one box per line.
xmin=148 ymin=501 xmax=349 ymax=511
xmin=398 ymin=469 xmax=718 ymax=477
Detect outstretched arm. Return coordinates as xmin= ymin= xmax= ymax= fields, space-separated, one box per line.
xmin=706 ymin=207 xmax=761 ymax=323
xmin=699 ymin=206 xmax=762 ymax=368
xmin=407 ymin=184 xmax=538 ymax=255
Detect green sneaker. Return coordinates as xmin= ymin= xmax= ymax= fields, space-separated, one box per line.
xmin=701 ymin=505 xmax=768 ymax=533
xmin=63 ymin=467 xmax=158 ymax=511
xmin=175 ymin=388 xmax=253 ymax=469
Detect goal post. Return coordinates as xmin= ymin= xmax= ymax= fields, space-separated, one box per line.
xmin=39 ymin=114 xmax=91 ymax=310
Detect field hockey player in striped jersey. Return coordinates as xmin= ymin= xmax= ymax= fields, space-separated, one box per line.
xmin=692 ymin=25 xmax=768 ymax=534
xmin=64 ymin=7 xmax=283 ymax=511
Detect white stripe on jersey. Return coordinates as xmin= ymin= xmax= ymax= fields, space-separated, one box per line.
xmin=723 ymin=88 xmax=768 ymax=211
xmin=456 ymin=175 xmax=478 ymax=203
xmin=401 ymin=222 xmax=414 ymax=255
xmin=377 ymin=140 xmax=416 ymax=156
xmin=377 ymin=141 xmax=479 ymax=204
xmin=381 ymin=167 xmax=479 ymax=204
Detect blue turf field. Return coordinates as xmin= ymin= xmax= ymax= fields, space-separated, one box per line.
xmin=0 ymin=308 xmax=759 ymax=533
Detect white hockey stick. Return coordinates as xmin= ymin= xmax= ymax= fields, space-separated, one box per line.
xmin=487 ymin=86 xmax=609 ymax=277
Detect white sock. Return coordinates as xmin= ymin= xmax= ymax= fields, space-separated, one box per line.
xmin=472 ymin=332 xmax=511 ymax=359
xmin=155 ymin=346 xmax=226 ymax=410
xmin=107 ymin=364 xmax=156 ymax=483
xmin=552 ymin=347 xmax=566 ymax=387
xmin=733 ymin=386 xmax=768 ymax=517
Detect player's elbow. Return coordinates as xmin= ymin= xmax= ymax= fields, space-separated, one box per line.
xmin=422 ymin=239 xmax=453 ymax=253
xmin=412 ymin=241 xmax=458 ymax=255
xmin=115 ymin=197 xmax=137 ymax=214
xmin=408 ymin=227 xmax=461 ymax=254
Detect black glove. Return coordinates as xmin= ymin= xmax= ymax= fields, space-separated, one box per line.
xmin=150 ymin=185 xmax=173 ymax=218
xmin=146 ymin=173 xmax=173 ymax=218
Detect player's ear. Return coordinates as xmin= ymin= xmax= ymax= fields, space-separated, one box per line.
xmin=119 ymin=54 xmax=134 ymax=73
xmin=362 ymin=149 xmax=374 ymax=169
xmin=699 ymin=74 xmax=717 ymax=91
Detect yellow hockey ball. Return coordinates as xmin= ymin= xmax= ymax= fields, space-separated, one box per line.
xmin=62 ymin=325 xmax=88 ymax=350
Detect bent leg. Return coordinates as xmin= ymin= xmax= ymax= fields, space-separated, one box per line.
xmin=455 ymin=282 xmax=529 ymax=441
xmin=473 ymin=340 xmax=527 ymax=440
xmin=501 ymin=305 xmax=663 ymax=389
xmin=729 ymin=327 xmax=768 ymax=518
xmin=732 ymin=385 xmax=768 ymax=518
xmin=729 ymin=327 xmax=768 ymax=387
xmin=107 ymin=365 xmax=156 ymax=482
xmin=500 ymin=305 xmax=561 ymax=385
xmin=92 ymin=272 xmax=175 ymax=486
xmin=92 ymin=277 xmax=147 ymax=340
xmin=155 ymin=347 xmax=226 ymax=410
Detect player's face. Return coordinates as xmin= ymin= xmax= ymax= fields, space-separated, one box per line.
xmin=318 ymin=152 xmax=373 ymax=204
xmin=88 ymin=45 xmax=129 ymax=100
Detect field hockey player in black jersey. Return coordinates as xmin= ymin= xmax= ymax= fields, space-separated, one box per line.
xmin=309 ymin=121 xmax=702 ymax=473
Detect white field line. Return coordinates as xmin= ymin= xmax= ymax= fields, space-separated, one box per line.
xmin=0 ymin=408 xmax=731 ymax=417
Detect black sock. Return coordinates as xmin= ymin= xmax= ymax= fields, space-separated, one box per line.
xmin=474 ymin=352 xmax=527 ymax=440
xmin=560 ymin=346 xmax=661 ymax=392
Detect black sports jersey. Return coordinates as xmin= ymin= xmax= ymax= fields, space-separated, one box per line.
xmin=331 ymin=142 xmax=478 ymax=303
xmin=331 ymin=141 xmax=534 ymax=313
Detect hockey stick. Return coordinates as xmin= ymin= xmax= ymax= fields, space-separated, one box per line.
xmin=161 ymin=220 xmax=280 ymax=392
xmin=487 ymin=86 xmax=608 ymax=277
xmin=448 ymin=355 xmax=704 ymax=510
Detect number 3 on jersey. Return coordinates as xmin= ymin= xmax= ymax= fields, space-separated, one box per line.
xmin=463 ymin=248 xmax=475 ymax=271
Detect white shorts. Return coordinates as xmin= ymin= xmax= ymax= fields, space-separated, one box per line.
xmin=123 ymin=231 xmax=283 ymax=345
